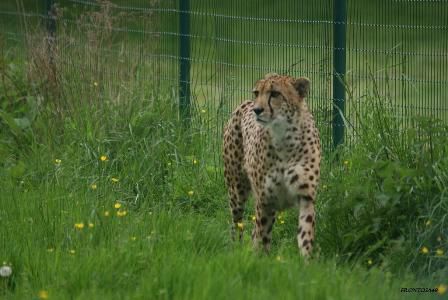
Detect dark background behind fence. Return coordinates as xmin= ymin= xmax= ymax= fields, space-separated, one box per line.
xmin=1 ymin=0 xmax=447 ymax=156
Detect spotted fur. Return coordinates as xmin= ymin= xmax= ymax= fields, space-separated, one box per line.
xmin=223 ymin=73 xmax=321 ymax=257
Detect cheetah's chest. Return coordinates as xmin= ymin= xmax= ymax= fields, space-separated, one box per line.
xmin=263 ymin=161 xmax=298 ymax=211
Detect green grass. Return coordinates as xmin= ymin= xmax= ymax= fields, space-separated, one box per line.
xmin=0 ymin=163 xmax=437 ymax=300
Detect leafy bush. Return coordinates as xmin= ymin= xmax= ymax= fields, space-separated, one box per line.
xmin=318 ymin=90 xmax=448 ymax=281
xmin=0 ymin=52 xmax=42 ymax=178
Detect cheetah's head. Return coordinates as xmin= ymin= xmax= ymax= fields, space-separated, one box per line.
xmin=251 ymin=73 xmax=310 ymax=125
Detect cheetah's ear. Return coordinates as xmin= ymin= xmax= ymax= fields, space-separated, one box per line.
xmin=264 ymin=72 xmax=279 ymax=79
xmin=293 ymin=77 xmax=310 ymax=98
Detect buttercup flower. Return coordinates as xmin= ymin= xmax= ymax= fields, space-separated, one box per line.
xmin=425 ymin=220 xmax=431 ymax=226
xmin=91 ymin=183 xmax=97 ymax=190
xmin=367 ymin=259 xmax=373 ymax=265
xmin=104 ymin=211 xmax=110 ymax=217
xmin=188 ymin=191 xmax=194 ymax=196
xmin=54 ymin=159 xmax=61 ymax=165
xmin=237 ymin=222 xmax=244 ymax=230
xmin=436 ymin=249 xmax=444 ymax=256
xmin=421 ymin=246 xmax=429 ymax=254
xmin=117 ymin=210 xmax=127 ymax=217
xmin=193 ymin=159 xmax=198 ymax=165
xmin=114 ymin=202 xmax=121 ymax=209
xmin=74 ymin=223 xmax=84 ymax=230
xmin=251 ymin=215 xmax=256 ymax=221
xmin=201 ymin=109 xmax=206 ymax=113
xmin=69 ymin=249 xmax=75 ymax=255
xmin=111 ymin=177 xmax=119 ymax=183
xmin=88 ymin=223 xmax=94 ymax=228
xmin=38 ymin=290 xmax=49 ymax=299
xmin=100 ymin=155 xmax=108 ymax=162
xmin=93 ymin=81 xmax=98 ymax=87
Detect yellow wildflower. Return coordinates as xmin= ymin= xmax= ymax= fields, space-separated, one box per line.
xmin=201 ymin=109 xmax=206 ymax=113
xmin=100 ymin=155 xmax=108 ymax=162
xmin=54 ymin=159 xmax=61 ymax=165
xmin=237 ymin=222 xmax=244 ymax=230
xmin=104 ymin=211 xmax=110 ymax=217
xmin=343 ymin=160 xmax=349 ymax=165
xmin=91 ymin=183 xmax=97 ymax=190
xmin=69 ymin=249 xmax=75 ymax=255
xmin=93 ymin=81 xmax=98 ymax=87
xmin=114 ymin=202 xmax=122 ymax=209
xmin=421 ymin=246 xmax=429 ymax=254
xmin=437 ymin=284 xmax=447 ymax=295
xmin=74 ymin=223 xmax=84 ymax=230
xmin=280 ymin=220 xmax=285 ymax=224
xmin=251 ymin=215 xmax=256 ymax=221
xmin=436 ymin=249 xmax=444 ymax=256
xmin=117 ymin=210 xmax=127 ymax=217
xmin=88 ymin=222 xmax=94 ymax=228
xmin=193 ymin=159 xmax=198 ymax=165
xmin=188 ymin=191 xmax=194 ymax=196
xmin=425 ymin=220 xmax=431 ymax=226
xmin=276 ymin=255 xmax=283 ymax=262
xmin=367 ymin=259 xmax=373 ymax=265
xmin=111 ymin=177 xmax=119 ymax=183
xmin=38 ymin=290 xmax=49 ymax=299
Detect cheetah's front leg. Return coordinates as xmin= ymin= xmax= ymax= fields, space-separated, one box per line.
xmin=252 ymin=201 xmax=276 ymax=253
xmin=298 ymin=199 xmax=315 ymax=257
xmin=284 ymin=165 xmax=317 ymax=257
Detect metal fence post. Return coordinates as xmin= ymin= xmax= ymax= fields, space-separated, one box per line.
xmin=333 ymin=0 xmax=346 ymax=149
xmin=45 ymin=0 xmax=56 ymax=79
xmin=179 ymin=0 xmax=191 ymax=124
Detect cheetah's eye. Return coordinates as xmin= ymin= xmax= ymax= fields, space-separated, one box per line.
xmin=270 ymin=91 xmax=281 ymax=98
xmin=253 ymin=91 xmax=259 ymax=98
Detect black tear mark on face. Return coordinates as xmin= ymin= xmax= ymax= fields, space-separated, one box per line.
xmin=268 ymin=95 xmax=274 ymax=117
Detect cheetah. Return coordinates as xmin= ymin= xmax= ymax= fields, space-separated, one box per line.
xmin=223 ymin=73 xmax=321 ymax=257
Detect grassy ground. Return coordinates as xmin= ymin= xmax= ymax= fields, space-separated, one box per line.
xmin=0 ymin=119 xmax=443 ymax=299
xmin=0 ymin=172 xmax=429 ymax=300
xmin=1 ymin=1 xmax=447 ymax=299
xmin=1 ymin=63 xmax=447 ymax=299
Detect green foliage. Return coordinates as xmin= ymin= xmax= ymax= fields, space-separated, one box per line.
xmin=0 ymin=54 xmax=42 ymax=179
xmin=318 ymin=91 xmax=448 ymax=281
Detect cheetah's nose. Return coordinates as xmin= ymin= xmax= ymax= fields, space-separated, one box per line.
xmin=253 ymin=107 xmax=264 ymax=116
